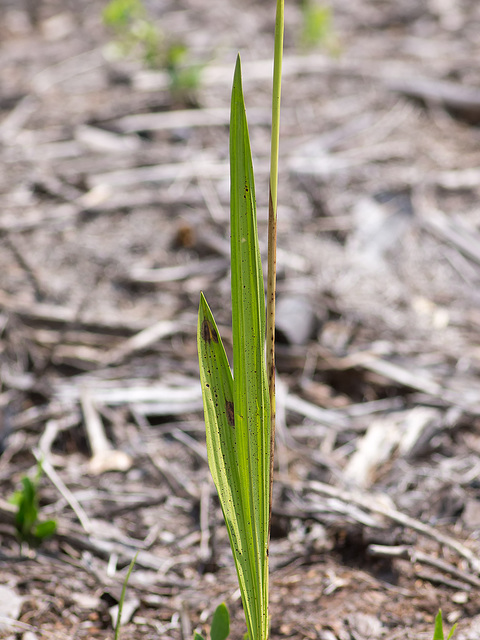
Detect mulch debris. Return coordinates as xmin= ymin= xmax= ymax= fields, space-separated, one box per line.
xmin=1 ymin=0 xmax=480 ymax=638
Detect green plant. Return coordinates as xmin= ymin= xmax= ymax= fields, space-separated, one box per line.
xmin=114 ymin=553 xmax=138 ymax=640
xmin=299 ymin=1 xmax=339 ymax=54
xmin=10 ymin=461 xmax=57 ymax=545
xmin=103 ymin=0 xmax=162 ymax=67
xmin=196 ymin=3 xmax=454 ymax=639
xmin=432 ymin=610 xmax=457 ymax=640
xmin=102 ymin=0 xmax=202 ymax=93
xmin=194 ymin=603 xmax=230 ymax=640
xmin=197 ymin=2 xmax=283 ymax=640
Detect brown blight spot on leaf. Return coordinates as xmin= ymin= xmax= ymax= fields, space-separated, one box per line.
xmin=201 ymin=319 xmax=218 ymax=343
xmin=225 ymin=400 xmax=235 ymax=427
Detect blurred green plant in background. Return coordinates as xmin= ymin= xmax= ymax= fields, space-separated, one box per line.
xmin=103 ymin=0 xmax=162 ymax=67
xmin=10 ymin=460 xmax=57 ymax=545
xmin=299 ymin=1 xmax=340 ymax=54
xmin=102 ymin=0 xmax=202 ymax=94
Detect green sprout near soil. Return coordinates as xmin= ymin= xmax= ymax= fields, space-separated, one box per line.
xmin=299 ymin=1 xmax=340 ymax=54
xmin=432 ymin=610 xmax=457 ymax=640
xmin=9 ymin=460 xmax=57 ymax=545
xmin=102 ymin=0 xmax=202 ymax=94
xmin=103 ymin=0 xmax=162 ymax=67
xmin=114 ymin=553 xmax=138 ymax=640
xmin=194 ymin=603 xmax=230 ymax=640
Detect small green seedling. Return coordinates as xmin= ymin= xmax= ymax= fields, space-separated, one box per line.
xmin=194 ymin=602 xmax=230 ymax=640
xmin=299 ymin=1 xmax=340 ymax=54
xmin=10 ymin=461 xmax=57 ymax=544
xmin=102 ymin=0 xmax=202 ymax=94
xmin=114 ymin=553 xmax=138 ymax=640
xmin=432 ymin=610 xmax=457 ymax=640
xmin=165 ymin=43 xmax=203 ymax=95
xmin=103 ymin=0 xmax=163 ymax=68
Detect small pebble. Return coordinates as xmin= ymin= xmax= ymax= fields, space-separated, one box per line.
xmin=452 ymin=591 xmax=469 ymax=604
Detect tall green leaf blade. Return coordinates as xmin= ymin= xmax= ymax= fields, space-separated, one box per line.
xmin=197 ymin=294 xmax=254 ymax=621
xmin=198 ymin=55 xmax=271 ymax=640
xmin=230 ymin=54 xmax=270 ymax=640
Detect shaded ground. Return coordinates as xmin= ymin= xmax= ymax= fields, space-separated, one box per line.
xmin=1 ymin=0 xmax=480 ymax=638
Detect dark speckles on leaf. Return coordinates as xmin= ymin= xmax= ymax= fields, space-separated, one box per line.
xmin=225 ymin=400 xmax=235 ymax=427
xmin=200 ymin=318 xmax=218 ymax=343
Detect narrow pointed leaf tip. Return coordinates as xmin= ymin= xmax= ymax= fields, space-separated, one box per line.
xmin=433 ymin=611 xmax=444 ymax=640
xmin=432 ymin=610 xmax=457 ymax=640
